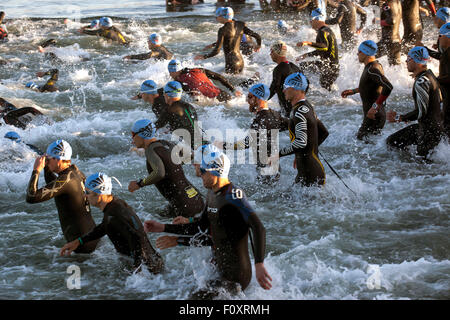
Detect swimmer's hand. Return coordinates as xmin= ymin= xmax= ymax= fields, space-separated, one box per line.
xmin=129 ymin=147 xmax=145 ymax=157
xmin=296 ymin=41 xmax=311 ymax=47
xmin=38 ymin=46 xmax=46 ymax=53
xmin=156 ymin=236 xmax=177 ymax=250
xmin=60 ymin=239 xmax=80 ymax=256
xmin=254 ymin=46 xmax=261 ymax=53
xmin=367 ymin=103 xmax=381 ymax=120
xmin=341 ymin=89 xmax=356 ymax=98
xmin=356 ymin=28 xmax=363 ymax=35
xmin=144 ymin=220 xmax=165 ymax=233
xmin=33 ymin=156 xmax=46 ymax=172
xmin=173 ymin=216 xmax=189 ymax=224
xmin=268 ymin=154 xmax=279 ymax=167
xmin=123 ymin=55 xmax=131 ymax=60
xmin=432 ymin=43 xmax=438 ymax=49
xmin=128 ymin=181 xmax=141 ymax=192
xmin=234 ymin=90 xmax=242 ymax=97
xmin=387 ymin=110 xmax=400 ymax=123
xmin=194 ymin=54 xmax=205 ymax=61
xmin=255 ymin=263 xmax=272 ymax=290
xmin=131 ymin=93 xmax=142 ymax=100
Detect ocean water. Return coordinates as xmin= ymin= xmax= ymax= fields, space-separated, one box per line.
xmin=0 ymin=0 xmax=449 ymax=300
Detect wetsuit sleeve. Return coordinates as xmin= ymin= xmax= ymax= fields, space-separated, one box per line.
xmin=243 ymin=26 xmax=262 ymax=48
xmin=367 ymin=64 xmax=393 ymax=98
xmin=381 ymin=4 xmax=394 ymax=26
xmin=279 ymin=110 xmax=308 ymax=157
xmin=141 ymin=146 xmax=166 ymax=186
xmin=164 ymin=208 xmax=210 ymax=236
xmin=203 ymin=27 xmax=224 ymax=59
xmin=355 ymin=3 xmax=368 ymax=29
xmin=305 ymin=29 xmax=328 ymax=58
xmin=203 ymin=69 xmax=235 ymax=91
xmin=40 ymin=69 xmax=59 ymax=92
xmin=7 ymin=107 xmax=42 ymax=118
xmin=80 ymin=219 xmax=107 ymax=243
xmin=247 ymin=213 xmax=266 ymax=263
xmin=325 ymin=4 xmax=346 ymax=25
xmin=26 ymin=169 xmax=70 ymax=203
xmin=317 ymin=119 xmax=329 ymax=146
xmin=26 ymin=144 xmax=44 ymax=155
xmin=269 ymin=66 xmax=281 ymax=100
xmin=127 ymin=52 xmax=152 ymax=60
xmin=154 ymin=110 xmax=170 ymax=129
xmin=81 ymin=29 xmax=101 ymax=36
xmin=425 ymin=46 xmax=441 ymax=60
xmin=402 ymin=76 xmax=430 ymax=121
xmin=438 ymin=51 xmax=450 ymax=84
xmin=44 ymin=166 xmax=57 ymax=184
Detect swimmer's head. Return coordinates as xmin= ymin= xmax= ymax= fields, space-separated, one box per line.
xmin=270 ymin=40 xmax=287 ymax=59
xmin=140 ymin=80 xmax=158 ymax=95
xmin=46 ymin=139 xmax=72 ymax=161
xmin=358 ymin=40 xmax=378 ymax=61
xmin=100 ymin=17 xmax=113 ymax=28
xmin=407 ymin=46 xmax=430 ymax=66
xmin=277 ymin=20 xmax=288 ymax=34
xmin=85 ymin=172 xmax=121 ymax=196
xmin=90 ymin=19 xmax=100 ymax=28
xmin=163 ymin=81 xmax=183 ymax=100
xmin=215 ymin=7 xmax=234 ymax=21
xmin=131 ymin=119 xmax=156 ymax=141
xmin=168 ymin=59 xmax=183 ymax=76
xmin=4 ymin=131 xmax=21 ymax=143
xmin=283 ymin=72 xmax=309 ymax=101
xmin=435 ymin=8 xmax=450 ymax=27
xmin=148 ymin=33 xmax=162 ymax=46
xmin=440 ymin=22 xmax=450 ymax=39
xmin=248 ymin=83 xmax=270 ymax=113
xmin=439 ymin=23 xmax=450 ymax=52
xmin=311 ymin=8 xmax=325 ymax=22
xmin=196 ymin=144 xmax=230 ymax=183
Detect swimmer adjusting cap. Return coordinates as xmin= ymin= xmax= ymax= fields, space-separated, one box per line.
xmin=249 ymin=83 xmax=271 ymax=101
xmin=100 ymin=17 xmax=113 ymax=28
xmin=85 ymin=172 xmax=122 ymax=195
xmin=311 ymin=8 xmax=326 ymax=21
xmin=140 ymin=80 xmax=158 ymax=95
xmin=46 ymin=139 xmax=72 ymax=160
xmin=436 ymin=7 xmax=450 ymax=23
xmin=408 ymin=46 xmax=430 ymax=65
xmin=168 ymin=59 xmax=182 ymax=73
xmin=196 ymin=144 xmax=230 ymax=179
xmin=271 ymin=40 xmax=287 ymax=56
xmin=90 ymin=20 xmax=100 ymax=28
xmin=440 ymin=22 xmax=450 ymax=38
xmin=164 ymin=81 xmax=183 ymax=98
xmin=358 ymin=40 xmax=378 ymax=56
xmin=149 ymin=33 xmax=161 ymax=45
xmin=4 ymin=131 xmax=21 ymax=142
xmin=283 ymin=72 xmax=309 ymax=92
xmin=132 ymin=119 xmax=156 ymax=140
xmin=215 ymin=7 xmax=234 ymax=20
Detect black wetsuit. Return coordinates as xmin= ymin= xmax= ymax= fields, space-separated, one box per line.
xmin=225 ymin=108 xmax=289 ymax=182
xmin=280 ymin=100 xmax=329 ymax=186
xmin=164 ymin=183 xmax=266 ymax=292
xmin=140 ymin=140 xmax=205 ymax=217
xmin=438 ymin=46 xmax=450 ymax=137
xmin=38 ymin=69 xmax=59 ymax=93
xmin=149 ymin=88 xmax=167 ymax=119
xmin=154 ymin=99 xmax=204 ymax=150
xmin=127 ymin=45 xmax=173 ymax=61
xmin=2 ymin=107 xmax=43 ymax=130
xmin=376 ymin=0 xmax=402 ymax=65
xmin=401 ymin=0 xmax=436 ymax=50
xmin=325 ymin=0 xmax=367 ymax=49
xmin=386 ymin=69 xmax=443 ymax=157
xmin=204 ymin=20 xmax=262 ymax=74
xmin=299 ymin=25 xmax=340 ymax=91
xmin=357 ymin=60 xmax=393 ymax=140
xmin=269 ymin=61 xmax=301 ymax=116
xmin=79 ymin=197 xmax=164 ymax=273
xmin=26 ymin=165 xmax=99 ymax=253
xmin=82 ymin=27 xmax=128 ymax=45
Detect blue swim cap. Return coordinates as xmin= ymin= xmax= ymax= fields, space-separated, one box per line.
xmin=100 ymin=17 xmax=113 ymax=28
xmin=140 ymin=80 xmax=158 ymax=95
xmin=168 ymin=59 xmax=182 ymax=73
xmin=436 ymin=7 xmax=450 ymax=23
xmin=164 ymin=81 xmax=183 ymax=98
xmin=46 ymin=139 xmax=72 ymax=160
xmin=311 ymin=8 xmax=326 ymax=21
xmin=25 ymin=82 xmax=39 ymax=90
xmin=249 ymin=83 xmax=271 ymax=101
xmin=132 ymin=119 xmax=156 ymax=140
xmin=195 ymin=144 xmax=230 ymax=178
xmin=358 ymin=40 xmax=378 ymax=56
xmin=85 ymin=172 xmax=121 ymax=195
xmin=215 ymin=7 xmax=234 ymax=20
xmin=278 ymin=20 xmax=288 ymax=29
xmin=408 ymin=46 xmax=430 ymax=65
xmin=149 ymin=33 xmax=162 ymax=45
xmin=4 ymin=131 xmax=21 ymax=142
xmin=241 ymin=34 xmax=247 ymax=43
xmin=440 ymin=22 xmax=450 ymax=38
xmin=90 ymin=19 xmax=100 ymax=28
xmin=283 ymin=72 xmax=309 ymax=92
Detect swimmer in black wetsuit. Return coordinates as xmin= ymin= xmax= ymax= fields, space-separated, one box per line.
xmin=0 ymin=11 xmax=8 ymax=43
xmin=0 ymin=98 xmax=45 ymax=130
xmin=26 ymin=140 xmax=99 ymax=253
xmin=4 ymin=131 xmax=43 ymax=155
xmin=341 ymin=40 xmax=393 ymax=141
xmin=269 ymin=41 xmax=301 ymax=116
xmin=386 ymin=47 xmax=444 ymax=158
xmin=25 ymin=69 xmax=59 ymax=93
xmin=437 ymin=23 xmax=450 ymax=138
xmin=144 ymin=146 xmax=272 ymax=297
xmin=376 ymin=0 xmax=402 ymax=65
xmin=60 ymin=173 xmax=164 ymax=273
xmin=325 ymin=0 xmax=367 ymax=50
xmin=194 ymin=7 xmax=261 ymax=74
xmin=128 ymin=119 xmax=205 ymax=218
xmin=123 ymin=33 xmax=173 ymax=61
xmin=269 ymin=72 xmax=329 ymax=186
xmin=401 ymin=0 xmax=436 ymax=52
xmin=131 ymin=80 xmax=167 ymax=119
xmin=79 ymin=17 xmax=128 ymax=45
xmin=296 ymin=8 xmax=340 ymax=91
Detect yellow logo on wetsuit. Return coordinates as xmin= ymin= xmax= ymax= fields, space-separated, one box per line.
xmin=185 ymin=186 xmax=198 ymax=198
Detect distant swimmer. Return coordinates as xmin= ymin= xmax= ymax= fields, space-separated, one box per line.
xmin=60 ymin=172 xmax=164 ymax=273
xmin=375 ymin=0 xmax=402 ymax=65
xmin=437 ymin=23 xmax=450 ymax=138
xmin=0 ymin=97 xmax=44 ymax=129
xmin=341 ymin=40 xmax=393 ymax=141
xmin=144 ymin=145 xmax=272 ymax=297
xmin=167 ymin=0 xmax=204 ymax=5
xmin=37 ymin=39 xmax=90 ymax=63
xmin=276 ymin=20 xmax=297 ymax=37
xmin=168 ymin=59 xmax=241 ymax=102
xmin=325 ymin=0 xmax=367 ymax=50
xmin=268 ymin=41 xmax=301 ymax=116
xmin=270 ymin=73 xmax=329 ymax=186
xmin=123 ymin=33 xmax=173 ymax=61
xmin=131 ymin=80 xmax=167 ymax=119
xmin=194 ymin=7 xmax=262 ymax=74
xmin=128 ymin=119 xmax=205 ymax=218
xmin=0 ymin=11 xmax=8 ymax=43
xmin=426 ymin=7 xmax=450 ymax=60
xmin=26 ymin=140 xmax=99 ymax=253
xmin=401 ymin=0 xmax=436 ymax=52
xmin=296 ymin=8 xmax=340 ymax=91
xmin=79 ymin=17 xmax=129 ymax=45
xmin=386 ymin=47 xmax=444 ymax=159
xmin=4 ymin=131 xmax=43 ymax=155
xmin=25 ymin=69 xmax=59 ymax=93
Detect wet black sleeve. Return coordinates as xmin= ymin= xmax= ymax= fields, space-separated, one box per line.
xmin=44 ymin=166 xmax=57 ymax=184
xmin=154 ymin=110 xmax=170 ymax=129
xmin=204 ymin=69 xmax=235 ymax=91
xmin=26 ymin=169 xmax=70 ymax=203
xmin=279 ymin=111 xmax=308 ymax=157
xmin=317 ymin=119 xmax=329 ymax=146
xmin=269 ymin=66 xmax=281 ymax=100
xmin=6 ymin=107 xmax=42 ymax=118
xmin=128 ymin=52 xmax=152 ymax=60
xmin=402 ymin=77 xmax=431 ymax=121
xmin=438 ymin=51 xmax=450 ymax=84
xmin=367 ymin=64 xmax=393 ymax=97
xmin=203 ymin=27 xmax=224 ymax=58
xmin=325 ymin=4 xmax=345 ymax=25
xmin=426 ymin=46 xmax=441 ymax=60
xmin=82 ymin=29 xmax=101 ymax=36
xmin=306 ymin=29 xmax=329 ymax=58
xmin=26 ymin=144 xmax=44 ymax=155
xmin=40 ymin=69 xmax=59 ymax=92
xmin=142 ymin=146 xmax=166 ymax=186
xmin=247 ymin=213 xmax=266 ymax=263
xmin=243 ymin=25 xmax=262 ymax=48
xmin=80 ymin=218 xmax=107 ymax=243
xmin=164 ymin=208 xmax=210 ymax=236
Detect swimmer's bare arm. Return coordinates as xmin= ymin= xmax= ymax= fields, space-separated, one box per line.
xmin=124 ymin=52 xmax=152 ymax=60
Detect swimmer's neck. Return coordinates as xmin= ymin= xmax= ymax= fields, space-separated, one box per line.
xmin=143 ymin=138 xmax=158 ymax=149
xmin=212 ymin=178 xmax=231 ymax=193
xmin=364 ymin=56 xmax=376 ymax=65
xmin=97 ymin=194 xmax=114 ymax=211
